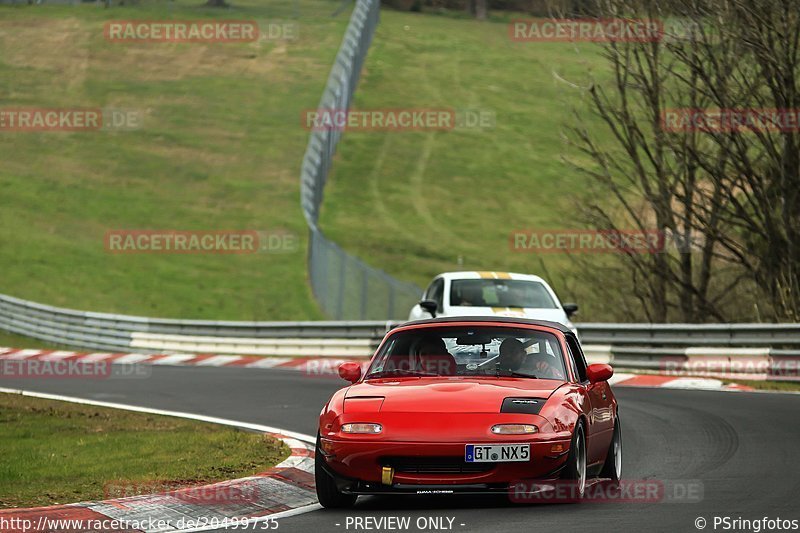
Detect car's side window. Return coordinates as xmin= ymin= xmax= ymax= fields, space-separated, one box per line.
xmin=564 ymin=343 xmax=578 ymax=382
xmin=565 ymin=336 xmax=588 ymax=383
xmin=423 ymin=280 xmax=435 ymax=299
xmin=429 ymin=278 xmax=444 ymax=309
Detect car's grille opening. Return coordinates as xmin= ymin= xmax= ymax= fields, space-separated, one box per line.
xmin=382 ymin=456 xmax=494 ymax=474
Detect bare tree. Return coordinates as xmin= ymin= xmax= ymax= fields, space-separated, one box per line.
xmin=562 ymin=0 xmax=800 ymax=321
xmin=563 ymin=0 xmax=734 ymax=321
xmin=475 ymin=0 xmax=487 ymax=19
xmin=465 ymin=0 xmax=488 ymax=19
xmin=668 ymin=0 xmax=800 ymax=321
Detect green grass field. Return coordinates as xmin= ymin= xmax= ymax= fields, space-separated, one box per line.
xmin=1 ymin=2 xmax=615 ymax=325
xmin=319 ymin=11 xmax=613 ymax=318
xmin=0 ymin=393 xmax=288 ymax=508
xmin=0 ymin=0 xmax=350 ymax=321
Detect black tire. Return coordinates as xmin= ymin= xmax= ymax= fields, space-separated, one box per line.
xmin=599 ymin=417 xmax=622 ymax=481
xmin=560 ymin=420 xmax=587 ymax=500
xmin=315 ymin=436 xmax=357 ymax=509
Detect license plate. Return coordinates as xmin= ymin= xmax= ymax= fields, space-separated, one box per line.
xmin=465 ymin=444 xmax=530 ymax=462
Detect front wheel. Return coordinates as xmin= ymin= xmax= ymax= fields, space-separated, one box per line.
xmin=599 ymin=417 xmax=622 ymax=481
xmin=315 ymin=438 xmax=357 ymax=509
xmin=561 ymin=421 xmax=587 ymax=500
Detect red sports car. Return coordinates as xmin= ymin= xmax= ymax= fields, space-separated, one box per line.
xmin=315 ymin=317 xmax=621 ymax=508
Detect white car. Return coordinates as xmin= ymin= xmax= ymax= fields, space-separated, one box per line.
xmin=408 ymin=271 xmax=579 ymax=334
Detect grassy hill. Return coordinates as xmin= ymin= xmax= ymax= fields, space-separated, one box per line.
xmin=0 ymin=0 xmax=349 ymax=321
xmin=0 ymin=2 xmax=614 ymax=326
xmin=320 ymin=11 xmax=613 ymax=318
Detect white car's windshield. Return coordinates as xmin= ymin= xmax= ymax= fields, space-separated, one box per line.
xmin=450 ymin=279 xmax=557 ymax=309
xmin=366 ymin=326 xmax=567 ymax=380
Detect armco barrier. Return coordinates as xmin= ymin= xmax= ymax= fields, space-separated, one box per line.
xmin=129 ymin=333 xmax=375 ymax=357
xmin=2 ymin=292 xmax=799 ymax=375
xmin=0 ymin=293 xmax=391 ymax=355
xmin=577 ymin=323 xmax=800 ymax=346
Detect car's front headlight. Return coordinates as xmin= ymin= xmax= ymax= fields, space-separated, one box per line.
xmin=491 ymin=424 xmax=538 ymax=434
xmin=341 ymin=423 xmax=382 ymax=434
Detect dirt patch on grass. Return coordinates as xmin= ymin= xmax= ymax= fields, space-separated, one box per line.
xmin=0 ymin=17 xmax=289 ymax=87
xmin=0 ymin=18 xmax=90 ymax=90
xmin=93 ymin=40 xmax=281 ymax=82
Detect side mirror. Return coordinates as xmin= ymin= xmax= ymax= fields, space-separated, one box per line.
xmin=586 ymin=363 xmax=613 ymax=384
xmin=338 ymin=362 xmax=362 ymax=383
xmin=563 ymin=303 xmax=579 ymax=318
xmin=419 ymin=299 xmax=438 ymax=318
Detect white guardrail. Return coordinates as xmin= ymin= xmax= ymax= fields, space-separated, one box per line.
xmin=2 ymin=293 xmax=800 ymax=380
xmin=0 ymin=294 xmax=389 ymax=357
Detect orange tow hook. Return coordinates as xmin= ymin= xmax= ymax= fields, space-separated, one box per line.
xmin=381 ymin=466 xmax=394 ymax=485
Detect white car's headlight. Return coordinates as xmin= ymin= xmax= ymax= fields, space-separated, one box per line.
xmin=341 ymin=423 xmax=382 ymax=434
xmin=491 ymin=424 xmax=538 ymax=434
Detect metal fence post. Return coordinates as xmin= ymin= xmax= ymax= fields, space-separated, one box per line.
xmin=335 ymin=246 xmax=347 ymax=320
xmin=387 ymin=284 xmax=395 ymax=320
xmin=360 ymin=268 xmax=368 ymax=320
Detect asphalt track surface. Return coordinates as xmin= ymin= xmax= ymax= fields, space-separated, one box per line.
xmin=3 ymin=366 xmax=800 ymax=533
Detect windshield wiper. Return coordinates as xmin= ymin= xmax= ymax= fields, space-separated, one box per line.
xmin=495 ymin=369 xmax=538 ymax=379
xmin=365 ymin=369 xmax=438 ymax=379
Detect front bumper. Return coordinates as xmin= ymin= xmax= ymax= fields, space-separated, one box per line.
xmin=319 ymin=437 xmax=571 ymax=493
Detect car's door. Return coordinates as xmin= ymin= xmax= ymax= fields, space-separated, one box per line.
xmin=565 ymin=335 xmax=614 ymax=465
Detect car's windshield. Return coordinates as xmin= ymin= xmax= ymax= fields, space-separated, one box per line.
xmin=366 ymin=326 xmax=567 ymax=380
xmin=450 ymin=279 xmax=557 ymax=309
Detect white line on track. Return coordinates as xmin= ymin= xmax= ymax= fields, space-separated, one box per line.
xmin=152 ymin=504 xmax=324 ymax=533
xmin=0 ymin=387 xmax=316 ymax=443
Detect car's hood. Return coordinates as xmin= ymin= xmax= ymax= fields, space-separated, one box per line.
xmin=344 ymin=377 xmax=564 ymax=414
